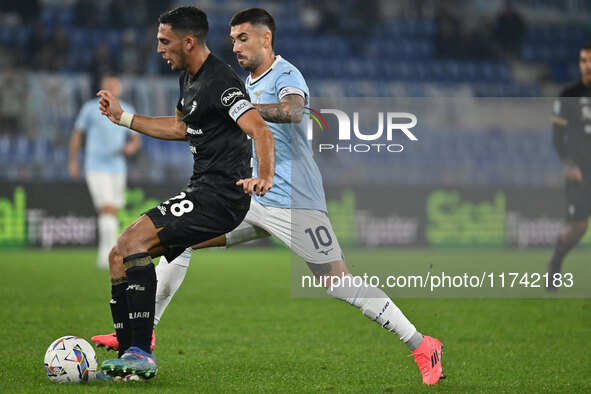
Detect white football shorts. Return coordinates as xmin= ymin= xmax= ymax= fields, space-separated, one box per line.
xmin=85 ymin=171 xmax=126 ymax=210
xmin=226 ymin=199 xmax=343 ymax=264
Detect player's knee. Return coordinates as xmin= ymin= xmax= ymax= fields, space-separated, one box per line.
xmin=108 ymin=246 xmax=117 ymax=261
xmin=109 ymin=245 xmax=121 ymax=264
xmin=116 ymin=228 xmax=144 ymax=257
xmin=108 ymin=246 xmax=125 ymax=276
xmin=116 ymin=226 xmax=132 ymax=248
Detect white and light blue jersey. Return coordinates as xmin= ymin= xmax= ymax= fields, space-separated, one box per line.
xmin=74 ymin=98 xmax=136 ymax=174
xmin=246 ymin=56 xmax=327 ymax=213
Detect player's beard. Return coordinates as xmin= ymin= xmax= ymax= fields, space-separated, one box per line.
xmin=238 ymin=53 xmax=261 ymax=73
xmin=176 ymin=50 xmax=188 ymax=71
xmin=238 ymin=56 xmax=254 ymax=72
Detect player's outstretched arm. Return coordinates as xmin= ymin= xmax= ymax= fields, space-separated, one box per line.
xmin=97 ymin=90 xmax=187 ymax=141
xmin=68 ymin=129 xmax=84 ymax=179
xmin=236 ymin=109 xmax=275 ymax=196
xmin=254 ymin=94 xmax=305 ymax=123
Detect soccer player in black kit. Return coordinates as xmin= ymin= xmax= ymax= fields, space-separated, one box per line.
xmin=95 ymin=6 xmax=275 ymax=379
xmin=547 ymin=42 xmax=591 ymax=291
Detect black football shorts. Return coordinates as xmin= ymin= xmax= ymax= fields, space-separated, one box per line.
xmin=565 ymin=179 xmax=591 ymax=222
xmin=145 ymin=184 xmax=249 ymax=261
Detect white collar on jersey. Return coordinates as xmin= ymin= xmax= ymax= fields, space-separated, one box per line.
xmin=248 ymin=55 xmax=283 ymax=85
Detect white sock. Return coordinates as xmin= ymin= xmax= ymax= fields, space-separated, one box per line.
xmin=97 ymin=214 xmax=118 ymax=269
xmin=328 ymin=274 xmax=418 ymax=344
xmin=154 ymin=248 xmax=192 ymax=327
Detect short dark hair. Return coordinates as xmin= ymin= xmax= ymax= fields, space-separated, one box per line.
xmin=581 ymin=42 xmax=591 ymax=51
xmin=159 ymin=6 xmax=209 ymax=44
xmin=230 ymin=8 xmax=276 ymax=48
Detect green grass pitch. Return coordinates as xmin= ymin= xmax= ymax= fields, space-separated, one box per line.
xmin=0 ymin=248 xmax=590 ymax=392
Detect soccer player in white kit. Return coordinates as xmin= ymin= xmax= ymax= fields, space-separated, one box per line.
xmin=93 ymin=8 xmax=444 ymax=385
xmin=69 ymin=75 xmax=141 ymax=269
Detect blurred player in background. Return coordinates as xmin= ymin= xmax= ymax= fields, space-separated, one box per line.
xmin=96 ymin=6 xmax=274 ymax=381
xmin=68 ymin=74 xmax=141 ymax=269
xmin=547 ymin=42 xmax=591 ymax=290
xmin=92 ymin=8 xmax=444 ymax=385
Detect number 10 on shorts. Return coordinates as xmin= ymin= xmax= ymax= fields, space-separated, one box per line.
xmin=304 ymin=226 xmax=333 ymax=249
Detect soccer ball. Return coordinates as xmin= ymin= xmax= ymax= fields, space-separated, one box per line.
xmin=44 ymin=336 xmax=97 ymax=383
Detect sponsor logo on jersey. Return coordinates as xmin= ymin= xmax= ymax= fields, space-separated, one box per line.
xmin=221 ymin=87 xmax=244 ymax=106
xmin=187 ymin=127 xmax=203 ymax=135
xmin=158 ymin=205 xmax=167 ymax=215
xmin=190 ymin=100 xmax=197 ymax=114
xmin=127 ymin=284 xmax=146 ymax=291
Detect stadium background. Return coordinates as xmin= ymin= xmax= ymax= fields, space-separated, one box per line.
xmin=1 ymin=0 xmax=591 ymax=250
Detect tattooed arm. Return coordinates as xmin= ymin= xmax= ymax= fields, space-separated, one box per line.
xmin=254 ymin=94 xmax=305 ymax=123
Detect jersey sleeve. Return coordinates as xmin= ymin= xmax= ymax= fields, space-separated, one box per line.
xmin=551 ymin=94 xmax=568 ymax=127
xmin=209 ymin=77 xmax=255 ymax=123
xmin=74 ymin=102 xmax=91 ymax=132
xmin=274 ymin=66 xmax=307 ymax=101
xmin=176 ymin=74 xmax=184 ymax=112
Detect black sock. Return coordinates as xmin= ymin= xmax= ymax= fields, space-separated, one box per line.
xmin=549 ymin=235 xmax=579 ymax=273
xmin=110 ymin=278 xmax=131 ymax=358
xmin=123 ymin=253 xmax=156 ymax=354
